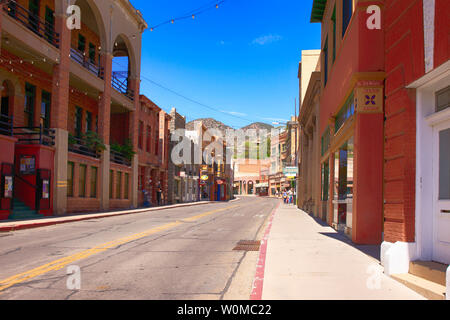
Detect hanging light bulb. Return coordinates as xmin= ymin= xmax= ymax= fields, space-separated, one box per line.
xmin=192 ymin=14 xmax=195 ymax=19
xmin=171 ymin=19 xmax=174 ymax=24
xmin=150 ymin=28 xmax=154 ymax=32
xmin=216 ymin=4 xmax=219 ymax=9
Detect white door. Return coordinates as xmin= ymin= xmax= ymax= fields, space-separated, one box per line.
xmin=433 ymin=120 xmax=450 ymax=264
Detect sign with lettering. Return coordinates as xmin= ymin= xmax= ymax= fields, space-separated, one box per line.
xmin=356 ymin=87 xmax=383 ymax=113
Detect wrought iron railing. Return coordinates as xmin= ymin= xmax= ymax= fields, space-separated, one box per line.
xmin=3 ymin=0 xmax=60 ymax=48
xmin=13 ymin=125 xmax=55 ymax=146
xmin=68 ymin=135 xmax=101 ymax=158
xmin=111 ymin=71 xmax=134 ymax=101
xmin=0 ymin=114 xmax=13 ymax=136
xmin=70 ymin=47 xmax=104 ymax=79
xmin=110 ymin=149 xmax=131 ymax=167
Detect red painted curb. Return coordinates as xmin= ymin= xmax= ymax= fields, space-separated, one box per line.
xmin=250 ymin=201 xmax=281 ymax=300
xmin=0 ymin=201 xmax=216 ymax=233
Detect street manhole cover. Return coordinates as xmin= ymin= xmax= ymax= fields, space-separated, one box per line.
xmin=233 ymin=240 xmax=261 ymax=251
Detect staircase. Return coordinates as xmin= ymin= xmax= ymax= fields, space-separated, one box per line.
xmin=391 ymin=261 xmax=447 ymax=300
xmin=9 ymin=199 xmax=43 ymax=220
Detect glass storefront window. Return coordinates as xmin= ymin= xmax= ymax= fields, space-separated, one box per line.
xmin=332 ymin=137 xmax=354 ymax=230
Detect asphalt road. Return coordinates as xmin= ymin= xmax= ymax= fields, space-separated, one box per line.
xmin=0 ymin=196 xmax=278 ymax=300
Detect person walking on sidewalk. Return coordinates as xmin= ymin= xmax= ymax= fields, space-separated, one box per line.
xmin=282 ymin=190 xmax=287 ymax=204
xmin=156 ymin=182 xmax=162 ymax=206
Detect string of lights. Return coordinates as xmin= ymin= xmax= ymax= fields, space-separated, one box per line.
xmin=148 ymin=0 xmax=228 ymax=32
xmin=0 ymin=44 xmax=273 ymax=127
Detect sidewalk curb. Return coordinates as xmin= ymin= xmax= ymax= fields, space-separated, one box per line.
xmin=250 ymin=201 xmax=281 ymax=300
xmin=0 ymin=201 xmax=217 ymax=233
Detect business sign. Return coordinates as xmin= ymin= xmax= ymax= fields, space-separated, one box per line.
xmin=283 ymin=167 xmax=298 ymax=177
xmin=201 ymin=175 xmax=209 ymax=181
xmin=217 ymin=180 xmax=224 ymax=185
xmin=356 ymin=86 xmax=383 ymax=113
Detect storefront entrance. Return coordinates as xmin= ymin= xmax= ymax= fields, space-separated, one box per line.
xmin=332 ymin=137 xmax=354 ymax=234
xmin=433 ymin=120 xmax=450 ymax=264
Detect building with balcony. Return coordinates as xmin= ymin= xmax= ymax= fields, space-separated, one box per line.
xmin=0 ymin=0 xmax=147 ymax=219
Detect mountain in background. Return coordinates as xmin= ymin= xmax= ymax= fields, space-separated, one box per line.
xmin=240 ymin=122 xmax=274 ymax=132
xmin=186 ymin=119 xmax=273 ymax=133
xmin=186 ymin=118 xmax=232 ymax=133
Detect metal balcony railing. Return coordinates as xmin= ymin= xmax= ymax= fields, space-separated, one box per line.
xmin=68 ymin=135 xmax=101 ymax=158
xmin=0 ymin=114 xmax=13 ymax=137
xmin=70 ymin=47 xmax=104 ymax=79
xmin=13 ymin=125 xmax=55 ymax=146
xmin=3 ymin=0 xmax=60 ymax=48
xmin=110 ymin=149 xmax=131 ymax=167
xmin=112 ymin=71 xmax=135 ymax=101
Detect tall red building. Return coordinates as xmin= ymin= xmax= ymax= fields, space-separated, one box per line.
xmin=311 ymin=0 xmax=385 ymax=244
xmin=137 ymin=96 xmax=170 ymax=207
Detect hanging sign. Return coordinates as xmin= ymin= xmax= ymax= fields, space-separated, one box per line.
xmin=356 ymin=86 xmax=383 ymax=113
xmin=201 ymin=175 xmax=209 ymax=181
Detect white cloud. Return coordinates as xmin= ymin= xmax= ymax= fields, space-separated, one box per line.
xmin=251 ymin=34 xmax=282 ymax=45
xmin=260 ymin=117 xmax=289 ymax=123
xmin=221 ymin=110 xmax=248 ymax=117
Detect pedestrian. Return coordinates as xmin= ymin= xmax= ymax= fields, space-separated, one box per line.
xmin=288 ymin=189 xmax=293 ymax=204
xmin=283 ymin=190 xmax=287 ymax=204
xmin=156 ymin=182 xmax=162 ymax=206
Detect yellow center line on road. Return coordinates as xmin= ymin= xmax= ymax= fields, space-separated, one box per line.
xmin=0 ymin=204 xmax=241 ymax=293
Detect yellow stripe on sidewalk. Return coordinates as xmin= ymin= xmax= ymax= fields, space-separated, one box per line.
xmin=0 ymin=204 xmax=240 ymax=293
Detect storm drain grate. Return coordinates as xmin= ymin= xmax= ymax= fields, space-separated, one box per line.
xmin=233 ymin=240 xmax=261 ymax=251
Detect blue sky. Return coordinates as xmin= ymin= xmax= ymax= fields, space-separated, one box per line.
xmin=128 ymin=0 xmax=321 ymax=129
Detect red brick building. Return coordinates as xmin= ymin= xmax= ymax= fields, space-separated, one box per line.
xmin=311 ymin=0 xmax=385 ymax=244
xmin=137 ymin=96 xmax=170 ymax=207
xmin=381 ymin=0 xmax=450 ymax=273
xmin=0 ymin=0 xmax=147 ymax=219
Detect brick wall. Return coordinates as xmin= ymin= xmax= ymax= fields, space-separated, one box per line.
xmin=383 ymin=0 xmax=425 ymax=243
xmin=0 ymin=50 xmax=53 ymax=128
xmin=71 ymin=22 xmax=101 ymax=65
xmin=434 ymin=0 xmax=450 ymax=68
xmin=68 ymin=89 xmax=99 ymax=136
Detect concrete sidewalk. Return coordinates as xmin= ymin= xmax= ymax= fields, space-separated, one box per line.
xmin=0 ymin=200 xmax=216 ymax=232
xmin=260 ymin=203 xmax=426 ymax=300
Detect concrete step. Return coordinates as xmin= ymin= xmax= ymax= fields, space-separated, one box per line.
xmin=409 ymin=261 xmax=448 ymax=286
xmin=391 ymin=273 xmax=446 ymax=300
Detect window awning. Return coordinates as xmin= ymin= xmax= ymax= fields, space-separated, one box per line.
xmin=311 ymin=0 xmax=327 ymax=23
